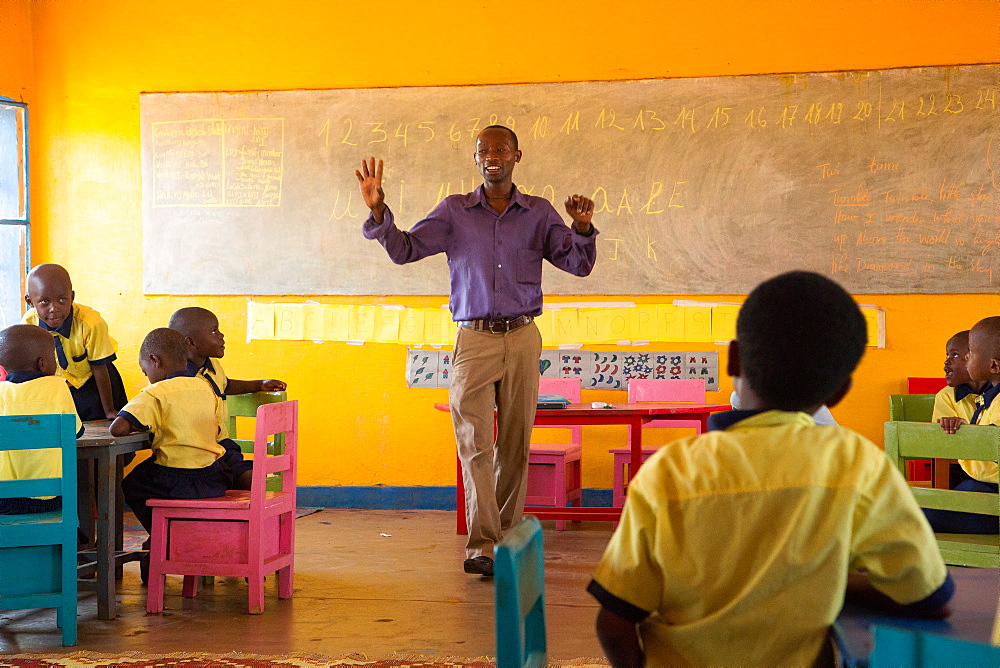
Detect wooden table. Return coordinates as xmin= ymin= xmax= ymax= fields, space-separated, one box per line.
xmin=76 ymin=421 xmax=150 ymax=620
xmin=435 ymin=402 xmax=731 ymax=532
xmin=834 ymin=567 xmax=999 ymax=667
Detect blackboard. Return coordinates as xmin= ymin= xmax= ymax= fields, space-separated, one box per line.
xmin=139 ymin=64 xmax=1000 ymax=295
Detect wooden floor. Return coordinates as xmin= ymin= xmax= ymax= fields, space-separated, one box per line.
xmin=0 ymin=509 xmax=611 ymax=661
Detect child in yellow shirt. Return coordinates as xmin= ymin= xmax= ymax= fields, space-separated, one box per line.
xmin=588 ymin=272 xmax=951 ymax=666
xmin=933 ymin=329 xmax=987 ymax=431
xmin=168 ymin=307 xmax=285 ymax=489
xmin=929 ymin=317 xmax=1000 ymax=534
xmin=22 ymin=264 xmax=127 ymax=420
xmin=0 ymin=324 xmax=83 ymax=514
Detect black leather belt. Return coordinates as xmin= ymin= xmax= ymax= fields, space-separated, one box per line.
xmin=457 ymin=315 xmax=534 ymax=334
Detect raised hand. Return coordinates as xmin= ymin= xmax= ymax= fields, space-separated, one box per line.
xmin=564 ymin=194 xmax=595 ymax=232
xmin=355 ymin=157 xmax=386 ymax=221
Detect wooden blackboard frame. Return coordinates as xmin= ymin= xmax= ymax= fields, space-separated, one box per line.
xmin=140 ymin=64 xmax=1000 ymax=296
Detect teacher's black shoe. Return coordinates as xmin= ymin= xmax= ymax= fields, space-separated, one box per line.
xmin=463 ymin=556 xmax=494 ymax=577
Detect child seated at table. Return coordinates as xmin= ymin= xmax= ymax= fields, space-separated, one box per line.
xmin=22 ymin=263 xmax=127 ymax=420
xmin=934 ymin=329 xmax=987 ymax=432
xmin=112 ymin=327 xmax=236 ymax=580
xmin=168 ymin=307 xmax=285 ymax=489
xmin=588 ymin=271 xmax=952 ymax=667
xmin=0 ymin=324 xmax=83 ymax=514
xmin=928 ymin=318 xmax=1000 ymax=534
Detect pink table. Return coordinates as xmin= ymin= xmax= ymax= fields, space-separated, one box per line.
xmin=435 ymin=402 xmax=731 ymax=532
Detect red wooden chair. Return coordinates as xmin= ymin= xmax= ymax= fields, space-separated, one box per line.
xmin=526 ymin=378 xmax=582 ymax=530
xmin=908 ymin=377 xmax=947 ymax=394
xmin=610 ymin=379 xmax=706 ymax=508
xmin=145 ymin=400 xmax=298 ymax=615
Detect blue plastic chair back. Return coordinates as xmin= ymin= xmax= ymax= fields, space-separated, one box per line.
xmin=870 ymin=625 xmax=1000 ymax=667
xmin=0 ymin=414 xmax=79 ymax=646
xmin=495 ymin=516 xmax=546 ymax=668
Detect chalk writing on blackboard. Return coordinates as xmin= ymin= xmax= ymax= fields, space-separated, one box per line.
xmin=152 ymin=118 xmax=284 ymax=207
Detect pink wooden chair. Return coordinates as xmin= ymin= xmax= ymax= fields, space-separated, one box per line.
xmin=145 ymin=400 xmax=298 ymax=615
xmin=526 ymin=378 xmax=582 ymax=530
xmin=610 ymin=379 xmax=707 ymax=508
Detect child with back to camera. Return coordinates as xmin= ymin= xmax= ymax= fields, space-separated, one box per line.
xmin=168 ymin=307 xmax=286 ymax=490
xmin=588 ymin=271 xmax=952 ymax=667
xmin=112 ymin=327 xmax=232 ymax=581
xmin=0 ymin=324 xmax=84 ymax=514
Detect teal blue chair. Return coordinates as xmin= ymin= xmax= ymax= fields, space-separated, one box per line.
xmin=495 ymin=516 xmax=546 ymax=668
xmin=870 ymin=625 xmax=1000 ymax=666
xmin=0 ymin=414 xmax=79 ymax=646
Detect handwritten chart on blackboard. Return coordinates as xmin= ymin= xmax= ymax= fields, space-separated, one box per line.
xmin=140 ymin=64 xmax=1000 ymax=295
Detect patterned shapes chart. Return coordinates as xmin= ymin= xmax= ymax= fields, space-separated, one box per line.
xmin=407 ymin=349 xmax=719 ymax=391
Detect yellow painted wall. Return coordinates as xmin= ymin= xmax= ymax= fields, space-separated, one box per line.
xmin=11 ymin=0 xmax=1000 ymax=489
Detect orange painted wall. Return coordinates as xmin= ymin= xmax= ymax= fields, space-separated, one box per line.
xmin=0 ymin=0 xmax=32 ymax=104
xmin=11 ymin=0 xmax=1000 ymax=488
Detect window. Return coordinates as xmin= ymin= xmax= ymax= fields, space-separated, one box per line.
xmin=0 ymin=98 xmax=28 ymax=328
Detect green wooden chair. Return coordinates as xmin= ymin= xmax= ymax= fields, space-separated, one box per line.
xmin=884 ymin=421 xmax=1000 ymax=567
xmin=227 ymin=391 xmax=287 ymax=491
xmin=888 ymin=394 xmax=935 ymax=422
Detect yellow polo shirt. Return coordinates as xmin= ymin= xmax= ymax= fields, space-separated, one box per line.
xmin=0 ymin=374 xmax=84 ymax=498
xmin=589 ymin=410 xmax=948 ymax=667
xmin=966 ymin=385 xmax=1000 ymax=483
xmin=118 ymin=375 xmax=224 ymax=469
xmin=22 ymin=303 xmax=118 ymax=389
xmin=932 ymin=384 xmax=981 ymax=423
xmin=191 ymin=358 xmax=230 ymax=440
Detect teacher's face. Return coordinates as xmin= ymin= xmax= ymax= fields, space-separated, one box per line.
xmin=474 ymin=128 xmax=521 ymax=184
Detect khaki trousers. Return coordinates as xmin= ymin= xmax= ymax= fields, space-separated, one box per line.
xmin=450 ymin=322 xmax=542 ymax=559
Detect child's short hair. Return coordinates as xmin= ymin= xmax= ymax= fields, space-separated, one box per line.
xmin=972 ymin=317 xmax=1000 ymax=358
xmin=737 ymin=271 xmax=867 ymax=410
xmin=0 ymin=324 xmax=55 ymax=371
xmin=140 ymin=328 xmax=189 ymax=366
xmin=168 ymin=306 xmax=215 ymax=337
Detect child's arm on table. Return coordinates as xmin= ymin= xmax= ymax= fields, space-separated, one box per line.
xmin=224 ymin=378 xmax=286 ymax=395
xmin=91 ymin=363 xmax=118 ymax=419
xmin=938 ymin=416 xmax=968 ymax=434
xmin=110 ymin=415 xmax=146 ymax=437
xmin=845 ymin=571 xmax=951 ymax=619
xmin=595 ymin=607 xmax=645 ymax=668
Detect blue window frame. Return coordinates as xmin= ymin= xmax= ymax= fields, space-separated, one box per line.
xmin=0 ymin=98 xmax=28 ymax=329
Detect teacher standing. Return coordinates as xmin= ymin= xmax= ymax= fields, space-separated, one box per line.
xmin=357 ymin=125 xmax=598 ymax=576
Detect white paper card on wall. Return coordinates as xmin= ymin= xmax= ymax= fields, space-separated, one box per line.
xmin=588 ymin=351 xmax=624 ymax=390
xmin=539 ymin=350 xmax=561 ymax=379
xmin=622 ymin=352 xmax=655 ymax=380
xmin=684 ymin=353 xmax=719 ymax=391
xmin=407 ymin=349 xmax=440 ymax=388
xmin=438 ymin=350 xmax=453 ymax=388
xmin=558 ymin=351 xmax=589 ymax=383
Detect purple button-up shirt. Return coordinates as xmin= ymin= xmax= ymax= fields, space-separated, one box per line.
xmin=363 ymin=185 xmax=598 ymax=321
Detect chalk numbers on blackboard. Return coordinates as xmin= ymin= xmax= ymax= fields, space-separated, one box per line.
xmin=314 ymin=88 xmax=996 ymax=154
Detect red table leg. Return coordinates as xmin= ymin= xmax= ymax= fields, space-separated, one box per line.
xmin=456 ymin=455 xmax=467 ymax=534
